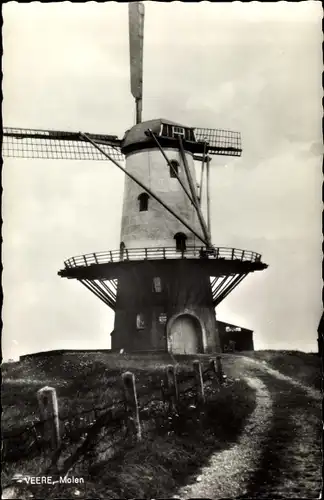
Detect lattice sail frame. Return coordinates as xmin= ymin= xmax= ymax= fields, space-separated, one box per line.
xmin=2 ymin=127 xmax=124 ymax=161
xmin=194 ymin=127 xmax=242 ymax=156
xmin=3 ymin=126 xmax=242 ymax=161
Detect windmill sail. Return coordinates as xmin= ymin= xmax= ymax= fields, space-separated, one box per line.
xmin=129 ymin=2 xmax=145 ymax=123
xmin=194 ymin=127 xmax=242 ymax=156
xmin=2 ymin=127 xmax=124 ymax=161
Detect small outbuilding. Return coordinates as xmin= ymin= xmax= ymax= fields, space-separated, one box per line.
xmin=217 ymin=320 xmax=254 ymax=352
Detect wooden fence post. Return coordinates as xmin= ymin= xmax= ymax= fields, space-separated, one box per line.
xmin=37 ymin=386 xmax=60 ymax=451
xmin=209 ymin=358 xmax=217 ymax=375
xmin=165 ymin=365 xmax=178 ymax=411
xmin=193 ymin=360 xmax=205 ymax=405
xmin=122 ymin=371 xmax=142 ymax=442
xmin=208 ymin=358 xmax=218 ymax=385
xmin=216 ymin=355 xmax=224 ymax=384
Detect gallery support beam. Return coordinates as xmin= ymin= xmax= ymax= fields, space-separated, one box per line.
xmin=79 ymin=279 xmax=115 ymax=310
xmin=213 ymin=274 xmax=248 ymax=306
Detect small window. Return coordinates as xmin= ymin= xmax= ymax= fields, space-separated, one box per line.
xmin=138 ymin=192 xmax=149 ymax=212
xmin=136 ymin=313 xmax=145 ymax=330
xmin=161 ymin=124 xmax=189 ymax=139
xmin=153 ymin=277 xmax=162 ymax=293
xmin=161 ymin=124 xmax=168 ymax=136
xmin=159 ymin=313 xmax=167 ymax=324
xmin=169 ymin=160 xmax=179 ymax=178
xmin=174 ymin=232 xmax=187 ymax=252
xmin=186 ymin=129 xmax=195 ymax=141
xmin=172 ymin=126 xmax=185 ymax=138
xmin=161 ymin=123 xmax=174 ymax=137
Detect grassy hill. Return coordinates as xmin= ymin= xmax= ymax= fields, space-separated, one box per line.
xmin=2 ymin=351 xmax=256 ymax=499
xmin=1 ymin=349 xmax=321 ymax=499
xmin=239 ymin=350 xmax=321 ymax=390
xmin=2 ymin=352 xmax=178 ymax=431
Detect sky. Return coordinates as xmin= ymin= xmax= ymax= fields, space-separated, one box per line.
xmin=2 ymin=1 xmax=322 ymax=360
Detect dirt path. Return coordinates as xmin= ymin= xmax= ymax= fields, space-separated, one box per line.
xmin=175 ymin=355 xmax=322 ymax=499
xmin=240 ymin=355 xmax=321 ymax=401
xmin=176 ymin=374 xmax=273 ymax=499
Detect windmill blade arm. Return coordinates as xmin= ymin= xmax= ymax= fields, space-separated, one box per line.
xmin=2 ymin=127 xmax=124 ymax=161
xmin=194 ymin=127 xmax=242 ymax=157
xmin=129 ymin=2 xmax=144 ymax=101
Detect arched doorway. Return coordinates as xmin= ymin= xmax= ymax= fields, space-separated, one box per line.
xmin=168 ymin=314 xmax=202 ymax=354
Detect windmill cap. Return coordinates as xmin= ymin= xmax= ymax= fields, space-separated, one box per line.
xmin=121 ymin=118 xmax=195 ymax=154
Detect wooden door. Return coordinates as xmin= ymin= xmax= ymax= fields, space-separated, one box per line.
xmin=169 ymin=314 xmax=200 ymax=354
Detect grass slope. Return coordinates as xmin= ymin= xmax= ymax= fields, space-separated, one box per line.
xmin=2 ymin=349 xmax=320 ymax=499
xmin=239 ymin=350 xmax=322 ymax=390
xmin=2 ymin=352 xmax=256 ymax=499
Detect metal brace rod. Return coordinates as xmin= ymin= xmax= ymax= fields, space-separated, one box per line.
xmin=146 ymin=129 xmax=196 ymax=207
xmin=178 ymin=137 xmax=212 ymax=247
xmin=199 ymin=141 xmax=208 ymax=205
xmin=80 ymin=132 xmax=209 ymax=246
xmin=206 ymin=156 xmax=211 ymax=234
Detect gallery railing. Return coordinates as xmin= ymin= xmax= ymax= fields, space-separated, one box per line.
xmin=63 ymin=246 xmax=262 ymax=269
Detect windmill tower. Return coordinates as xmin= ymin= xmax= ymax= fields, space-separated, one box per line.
xmin=3 ymin=3 xmax=267 ymax=355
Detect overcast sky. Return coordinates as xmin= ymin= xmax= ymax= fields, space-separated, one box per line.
xmin=2 ymin=1 xmax=322 ymax=360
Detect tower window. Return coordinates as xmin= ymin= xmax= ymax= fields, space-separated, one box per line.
xmin=136 ymin=313 xmax=145 ymax=330
xmin=153 ymin=276 xmax=162 ymax=292
xmin=169 ymin=160 xmax=179 ymax=178
xmin=138 ymin=192 xmax=149 ymax=212
xmin=174 ymin=232 xmax=187 ymax=252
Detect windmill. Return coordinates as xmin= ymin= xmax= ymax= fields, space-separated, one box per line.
xmin=2 ymin=3 xmax=267 ymax=355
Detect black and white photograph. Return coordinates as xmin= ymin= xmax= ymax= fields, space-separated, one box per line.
xmin=2 ymin=1 xmax=322 ymax=499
